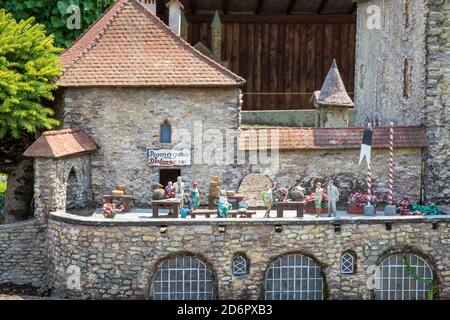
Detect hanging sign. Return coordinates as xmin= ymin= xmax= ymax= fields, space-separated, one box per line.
xmin=147 ymin=149 xmax=191 ymax=166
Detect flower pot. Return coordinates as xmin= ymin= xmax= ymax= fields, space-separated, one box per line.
xmin=305 ymin=206 xmax=328 ymax=214
xmin=347 ymin=205 xmax=365 ymax=214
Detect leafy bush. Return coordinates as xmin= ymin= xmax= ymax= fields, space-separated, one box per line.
xmin=1 ymin=0 xmax=115 ymax=48
xmin=0 ymin=176 xmax=6 ymax=222
xmin=0 ymin=10 xmax=63 ymax=139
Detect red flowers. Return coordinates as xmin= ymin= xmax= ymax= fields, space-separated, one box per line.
xmin=102 ymin=202 xmax=124 ymax=218
xmin=348 ymin=193 xmax=378 ymax=206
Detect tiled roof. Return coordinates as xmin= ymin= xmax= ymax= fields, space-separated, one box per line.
xmin=57 ymin=0 xmax=244 ymax=87
xmin=238 ymin=126 xmax=428 ymax=150
xmin=314 ymin=59 xmax=354 ymax=107
xmin=24 ymin=129 xmax=98 ymax=158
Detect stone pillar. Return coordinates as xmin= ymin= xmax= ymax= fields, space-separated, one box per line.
xmin=33 ymin=159 xmax=65 ymax=223
xmin=211 ymin=11 xmax=222 ymax=62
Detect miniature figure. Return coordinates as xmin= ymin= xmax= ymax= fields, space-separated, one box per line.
xmin=174 ymin=176 xmax=185 ymax=207
xmin=262 ymin=182 xmax=274 ymax=218
xmin=164 ymin=181 xmax=175 ymax=199
xmin=327 ymin=180 xmax=340 ymax=217
xmin=238 ymin=196 xmax=249 ymax=212
xmin=180 ymin=194 xmax=192 ymax=218
xmin=218 ymin=190 xmax=232 ymax=218
xmin=191 ymin=181 xmax=200 ymax=211
xmin=314 ymin=181 xmax=324 ymax=217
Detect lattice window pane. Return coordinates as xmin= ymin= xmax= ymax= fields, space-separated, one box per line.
xmin=151 ymin=256 xmax=215 ymax=300
xmin=264 ymin=254 xmax=324 ymax=300
xmin=232 ymin=256 xmax=247 ymax=275
xmin=341 ymin=252 xmax=355 ymax=275
xmin=374 ymin=253 xmax=433 ymax=300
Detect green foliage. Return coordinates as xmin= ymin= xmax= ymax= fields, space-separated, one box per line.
xmin=0 ymin=10 xmax=62 ymax=139
xmin=1 ymin=0 xmax=116 ymax=48
xmin=0 ymin=174 xmax=6 ymax=222
xmin=402 ymin=255 xmax=438 ymax=300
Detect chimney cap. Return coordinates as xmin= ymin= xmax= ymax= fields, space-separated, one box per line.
xmin=211 ymin=10 xmax=222 ymax=29
xmin=166 ymin=0 xmax=184 ymax=9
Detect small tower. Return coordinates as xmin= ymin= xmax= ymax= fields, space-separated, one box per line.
xmin=211 ymin=10 xmax=222 ymax=62
xmin=180 ymin=10 xmax=189 ymax=41
xmin=313 ymin=59 xmax=354 ymax=128
xmin=166 ymin=0 xmax=184 ymax=36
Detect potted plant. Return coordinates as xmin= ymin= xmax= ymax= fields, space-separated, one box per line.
xmin=347 ymin=193 xmax=378 ymax=214
xmin=102 ymin=202 xmax=124 ymax=219
xmin=304 ymin=192 xmax=329 ymax=214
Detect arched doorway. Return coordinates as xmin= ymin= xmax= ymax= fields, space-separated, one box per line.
xmin=264 ymin=253 xmax=325 ymax=300
xmin=374 ymin=253 xmax=435 ymax=300
xmin=66 ymin=166 xmax=79 ymax=210
xmin=238 ymin=173 xmax=272 ymax=207
xmin=150 ymin=255 xmax=216 ymax=300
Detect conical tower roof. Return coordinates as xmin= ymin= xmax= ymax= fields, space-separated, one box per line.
xmin=315 ymin=59 xmax=354 ymax=107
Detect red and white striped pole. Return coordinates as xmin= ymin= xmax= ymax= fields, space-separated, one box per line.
xmin=367 ymin=162 xmax=372 ymax=205
xmin=367 ymin=123 xmax=372 ymax=205
xmin=387 ymin=122 xmax=394 ymax=205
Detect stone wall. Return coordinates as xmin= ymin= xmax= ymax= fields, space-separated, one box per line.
xmin=354 ymin=0 xmax=428 ymax=126
xmin=424 ymin=0 xmax=450 ymax=204
xmin=34 ymin=155 xmax=92 ymax=222
xmin=243 ymin=147 xmax=424 ymax=206
xmin=47 ymin=213 xmax=450 ymax=299
xmin=61 ymin=87 xmax=245 ymax=206
xmin=0 ymin=219 xmax=47 ymax=287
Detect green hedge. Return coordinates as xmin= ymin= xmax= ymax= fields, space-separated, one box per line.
xmin=0 ymin=176 xmax=6 ymax=220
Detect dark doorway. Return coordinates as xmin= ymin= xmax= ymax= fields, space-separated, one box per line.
xmin=159 ymin=169 xmax=181 ymax=187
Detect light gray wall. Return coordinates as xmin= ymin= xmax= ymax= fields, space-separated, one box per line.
xmin=354 ymin=0 xmax=427 ymax=126
xmin=61 ymin=87 xmax=245 ymax=205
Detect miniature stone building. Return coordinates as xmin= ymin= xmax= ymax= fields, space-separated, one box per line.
xmin=313 ymin=59 xmax=354 ymax=128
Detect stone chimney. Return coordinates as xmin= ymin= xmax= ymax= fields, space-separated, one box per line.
xmin=141 ymin=0 xmax=157 ymax=14
xmin=166 ymin=0 xmax=184 ymax=36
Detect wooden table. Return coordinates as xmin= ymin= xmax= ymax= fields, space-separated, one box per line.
xmin=103 ymin=195 xmax=132 ymax=212
xmin=152 ymin=199 xmax=181 ymax=218
xmin=276 ymin=201 xmax=305 ymax=218
xmin=208 ymin=194 xmax=246 ymax=210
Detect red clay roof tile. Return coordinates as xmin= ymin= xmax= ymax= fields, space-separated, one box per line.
xmin=57 ymin=0 xmax=244 ymax=87
xmin=238 ymin=126 xmax=428 ymax=150
xmin=24 ymin=129 xmax=98 ymax=158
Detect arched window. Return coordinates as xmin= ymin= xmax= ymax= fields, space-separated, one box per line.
xmin=232 ymin=254 xmax=248 ymax=276
xmin=374 ymin=253 xmax=434 ymax=300
xmin=66 ymin=166 xmax=79 ymax=210
xmin=150 ymin=255 xmax=215 ymax=300
xmin=340 ymin=251 xmax=356 ymax=275
xmin=264 ymin=254 xmax=324 ymax=300
xmin=160 ymin=120 xmax=172 ymax=143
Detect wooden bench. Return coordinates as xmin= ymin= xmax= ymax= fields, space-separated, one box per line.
xmin=190 ymin=209 xmax=217 ymax=218
xmin=229 ymin=210 xmax=257 ymax=218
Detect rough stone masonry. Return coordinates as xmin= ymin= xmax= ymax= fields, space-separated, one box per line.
xmin=47 ymin=212 xmax=450 ymax=300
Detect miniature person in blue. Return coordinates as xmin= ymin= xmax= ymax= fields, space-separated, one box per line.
xmin=218 ymin=190 xmax=232 ymax=218
xmin=190 ymin=181 xmax=200 ymax=211
xmin=180 ymin=194 xmax=192 ymax=218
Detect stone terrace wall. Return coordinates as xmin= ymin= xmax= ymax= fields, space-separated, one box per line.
xmin=61 ymin=87 xmax=245 ymax=206
xmin=424 ymin=0 xmax=450 ymax=204
xmin=246 ymin=147 xmax=423 ymax=206
xmin=0 ymin=219 xmax=47 ymax=287
xmin=47 ymin=214 xmax=450 ymax=299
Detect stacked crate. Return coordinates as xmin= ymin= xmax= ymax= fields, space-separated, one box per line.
xmin=209 ymin=176 xmax=222 ymax=197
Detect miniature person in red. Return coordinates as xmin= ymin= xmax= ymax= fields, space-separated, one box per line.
xmin=164 ymin=181 xmax=175 ymax=199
